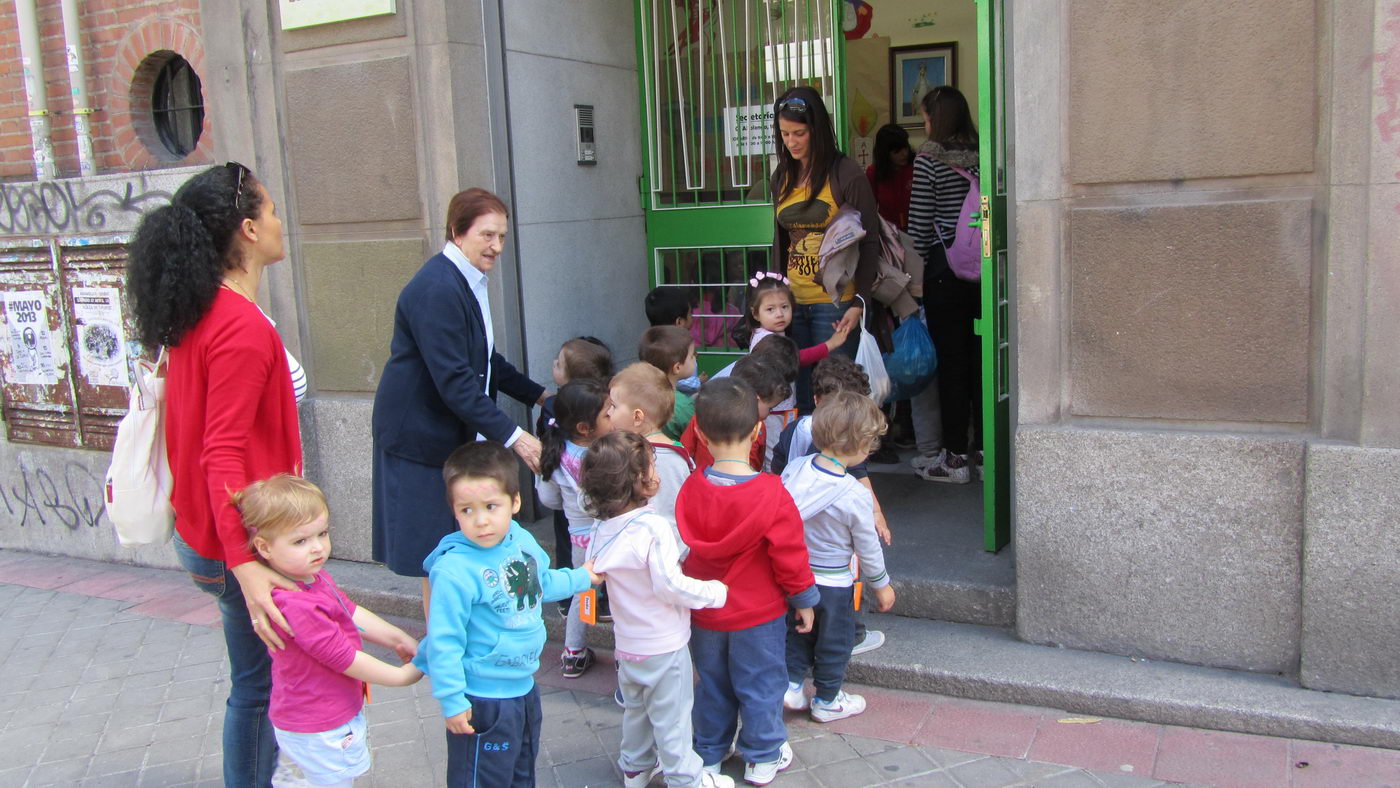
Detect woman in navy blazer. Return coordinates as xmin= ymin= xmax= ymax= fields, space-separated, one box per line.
xmin=371 ymin=189 xmax=546 ymax=597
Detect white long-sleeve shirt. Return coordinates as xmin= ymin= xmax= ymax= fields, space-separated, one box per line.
xmin=536 ymin=441 xmax=594 ymax=537
xmin=587 ymin=507 xmax=727 ymax=656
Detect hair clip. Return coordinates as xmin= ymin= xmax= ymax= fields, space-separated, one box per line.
xmin=748 ymin=271 xmax=791 ymax=288
xmin=546 ymin=417 xmax=557 ymax=428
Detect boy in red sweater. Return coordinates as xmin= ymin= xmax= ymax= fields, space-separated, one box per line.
xmin=676 ymin=377 xmax=818 ymax=786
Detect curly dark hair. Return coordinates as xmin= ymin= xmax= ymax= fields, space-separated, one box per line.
xmin=126 ymin=163 xmax=264 ymax=349
xmin=579 ymin=431 xmax=654 ymax=520
xmin=811 ymin=354 xmax=870 ymax=398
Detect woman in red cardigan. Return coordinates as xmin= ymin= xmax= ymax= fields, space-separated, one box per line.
xmin=127 ymin=163 xmax=302 ymax=787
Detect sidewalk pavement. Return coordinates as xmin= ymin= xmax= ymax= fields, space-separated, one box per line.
xmin=2 ymin=550 xmax=1398 ymax=788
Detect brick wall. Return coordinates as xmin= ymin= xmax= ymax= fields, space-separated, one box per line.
xmin=0 ymin=0 xmax=211 ymax=181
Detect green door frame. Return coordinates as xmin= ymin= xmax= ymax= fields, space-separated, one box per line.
xmin=632 ymin=0 xmax=1010 ymax=552
xmin=975 ymin=0 xmax=1011 ymax=551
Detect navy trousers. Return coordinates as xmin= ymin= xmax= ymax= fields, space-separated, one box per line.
xmin=786 ymin=584 xmax=856 ymax=703
xmin=445 ymin=686 xmax=541 ymax=788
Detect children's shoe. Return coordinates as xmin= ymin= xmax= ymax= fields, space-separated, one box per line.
xmin=622 ymin=765 xmax=660 ymax=788
xmin=557 ymin=599 xmax=572 ymax=617
xmin=810 ymin=690 xmax=867 ymax=723
xmin=783 ymin=681 xmax=808 ymax=710
xmin=614 ymin=686 xmax=625 ymax=706
xmin=915 ymin=450 xmax=970 ymax=484
xmin=597 ymin=593 xmax=613 ymax=623
xmin=973 ymin=449 xmax=985 ymax=481
xmin=561 ymin=647 xmax=595 ymax=678
xmin=743 ymin=741 xmax=793 ymax=786
xmin=700 ymin=772 xmax=736 ymax=788
xmin=850 ymin=629 xmax=886 ymax=656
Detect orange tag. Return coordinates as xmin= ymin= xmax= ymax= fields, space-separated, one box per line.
xmin=578 ymin=589 xmax=597 ymax=626
xmin=853 ymin=582 xmax=863 ymax=611
xmin=363 ymin=682 xmax=372 ymax=704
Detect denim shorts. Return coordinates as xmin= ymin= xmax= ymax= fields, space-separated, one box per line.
xmin=273 ymin=709 xmax=371 ymax=785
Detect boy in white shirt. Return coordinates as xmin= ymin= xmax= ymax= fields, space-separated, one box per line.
xmin=779 ymin=391 xmax=896 ymax=721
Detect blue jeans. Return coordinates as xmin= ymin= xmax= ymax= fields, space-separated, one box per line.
xmin=785 ymin=585 xmax=856 ymax=703
xmin=445 ymin=686 xmax=541 ymax=788
xmin=173 ymin=534 xmax=277 ymax=787
xmin=791 ymin=299 xmax=860 ymax=412
xmin=690 ymin=617 xmax=788 ymax=765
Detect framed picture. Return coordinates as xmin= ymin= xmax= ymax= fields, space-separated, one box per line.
xmin=890 ymin=43 xmax=956 ymax=128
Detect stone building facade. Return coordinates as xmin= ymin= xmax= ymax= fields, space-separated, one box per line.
xmin=1 ymin=0 xmax=1397 ymax=705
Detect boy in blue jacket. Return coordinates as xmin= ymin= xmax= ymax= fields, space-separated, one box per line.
xmin=415 ymin=441 xmax=599 ymax=787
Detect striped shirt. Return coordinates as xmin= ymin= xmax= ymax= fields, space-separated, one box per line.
xmin=908 ymin=153 xmax=978 ymax=266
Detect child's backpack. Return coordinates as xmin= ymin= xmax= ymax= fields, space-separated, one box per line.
xmin=943 ymin=166 xmax=982 ymax=282
xmin=105 ymin=349 xmax=175 ymax=545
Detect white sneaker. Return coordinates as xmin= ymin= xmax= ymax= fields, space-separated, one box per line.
xmin=810 ymin=690 xmax=867 ymax=722
xmin=701 ymin=772 xmax=736 ymax=788
xmin=622 ymin=765 xmax=660 ymax=788
xmin=744 ymin=741 xmax=793 ymax=786
xmin=702 ymin=762 xmax=722 ymax=775
xmin=910 ymin=450 xmax=943 ymax=471
xmin=915 ymin=450 xmax=971 ymax=484
xmin=783 ymin=681 xmax=808 ymax=710
xmin=850 ymin=629 xmax=886 ymax=656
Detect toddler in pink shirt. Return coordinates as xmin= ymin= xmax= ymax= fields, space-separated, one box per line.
xmin=236 ymin=475 xmax=423 ymax=787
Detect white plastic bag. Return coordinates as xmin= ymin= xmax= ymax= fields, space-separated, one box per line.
xmin=854 ymin=326 xmax=891 ymax=406
xmin=105 ymin=349 xmax=174 ymax=545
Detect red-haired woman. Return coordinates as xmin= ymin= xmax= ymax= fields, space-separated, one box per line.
xmin=371 ymin=189 xmax=547 ymax=604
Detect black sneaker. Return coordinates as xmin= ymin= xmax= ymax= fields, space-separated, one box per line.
xmin=597 ymin=594 xmax=612 ymax=623
xmin=561 ymin=648 xmax=595 ymax=678
xmin=557 ymin=599 xmax=571 ymax=617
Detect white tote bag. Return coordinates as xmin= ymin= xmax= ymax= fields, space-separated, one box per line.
xmin=105 ymin=349 xmax=175 ymax=545
xmin=854 ymin=322 xmax=891 ymax=406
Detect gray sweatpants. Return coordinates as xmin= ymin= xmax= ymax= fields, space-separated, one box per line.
xmin=565 ymin=542 xmax=589 ymax=651
xmin=617 ymin=647 xmax=704 ymax=787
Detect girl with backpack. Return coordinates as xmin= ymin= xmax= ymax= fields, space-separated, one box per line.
xmin=908 ymin=86 xmax=984 ymax=484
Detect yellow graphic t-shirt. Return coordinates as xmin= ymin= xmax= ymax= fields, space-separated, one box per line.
xmin=776 ymin=182 xmax=856 ymax=305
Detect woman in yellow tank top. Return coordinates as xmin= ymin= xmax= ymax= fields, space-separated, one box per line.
xmin=770 ymin=86 xmax=883 ymax=412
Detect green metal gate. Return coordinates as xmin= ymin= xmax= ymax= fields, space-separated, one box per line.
xmin=634 ymin=0 xmax=846 ymax=372
xmin=633 ymin=0 xmax=1010 ymax=552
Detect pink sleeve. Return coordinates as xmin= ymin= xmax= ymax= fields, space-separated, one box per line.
xmin=275 ymin=592 xmax=358 ymax=673
xmin=798 ymin=343 xmax=830 ymax=367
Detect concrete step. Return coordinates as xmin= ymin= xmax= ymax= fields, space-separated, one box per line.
xmin=329 ymin=558 xmax=1400 ymax=751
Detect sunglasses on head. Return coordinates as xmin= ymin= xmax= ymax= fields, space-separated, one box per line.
xmin=777 ymin=96 xmax=809 ymax=117
xmin=225 ymin=161 xmax=249 ymax=212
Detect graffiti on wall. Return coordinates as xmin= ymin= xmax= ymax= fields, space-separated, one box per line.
xmin=0 ymin=458 xmax=105 ymax=532
xmin=0 ymin=180 xmax=171 ymax=235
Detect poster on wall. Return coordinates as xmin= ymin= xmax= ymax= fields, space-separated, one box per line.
xmin=71 ymin=287 xmax=128 ymax=388
xmin=890 ymin=43 xmax=956 ymax=128
xmin=724 ymin=104 xmax=776 ymax=157
xmin=280 ymin=0 xmax=396 ymax=30
xmin=2 ymin=290 xmax=61 ymax=386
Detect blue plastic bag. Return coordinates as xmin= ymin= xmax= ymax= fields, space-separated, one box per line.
xmin=882 ymin=313 xmax=936 ymax=403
